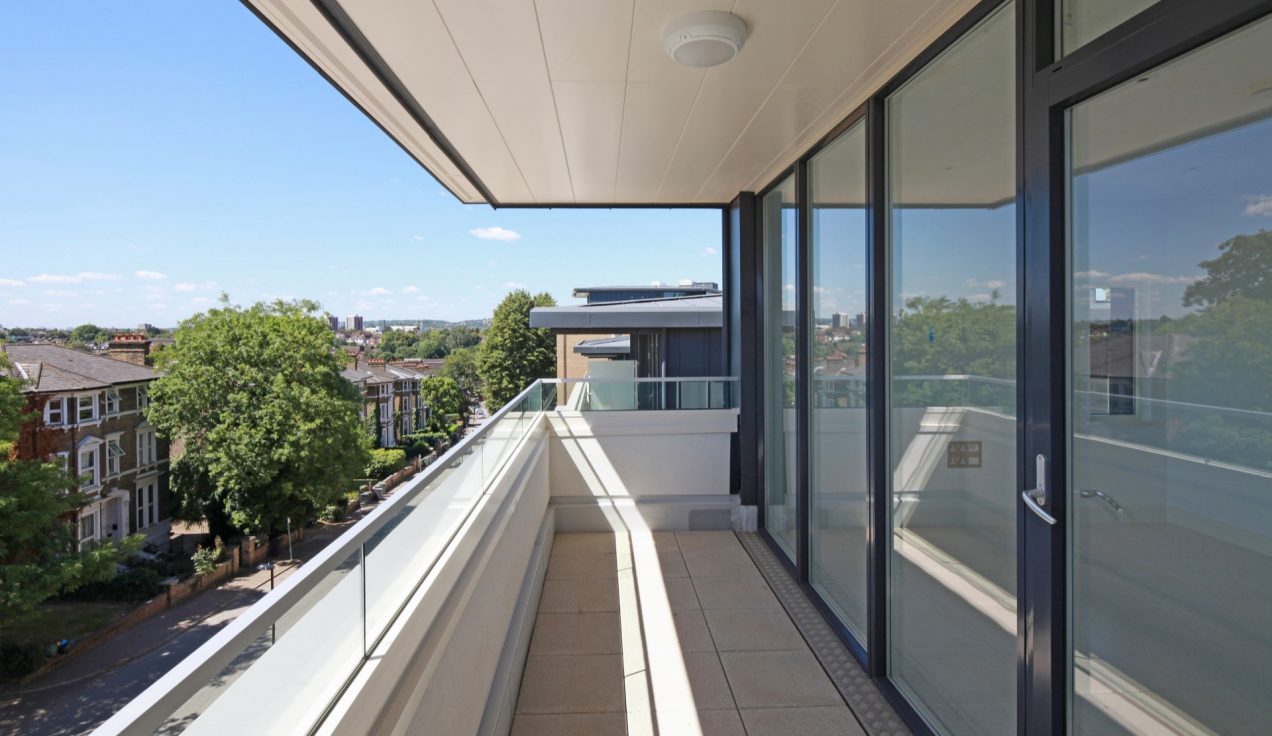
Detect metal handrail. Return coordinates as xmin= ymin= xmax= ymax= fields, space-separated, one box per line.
xmin=542 ymin=376 xmax=739 ymax=384
xmin=95 ymin=379 xmax=551 ymax=736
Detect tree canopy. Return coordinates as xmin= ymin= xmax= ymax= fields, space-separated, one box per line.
xmin=147 ymin=298 xmax=370 ymax=539
xmin=68 ymin=323 xmax=108 ymax=345
xmin=438 ymin=347 xmax=481 ymax=418
xmin=1182 ymin=229 xmax=1272 ymax=307
xmin=375 ymin=326 xmax=481 ymax=360
xmin=419 ymin=376 xmax=463 ymax=429
xmin=477 ymin=290 xmax=557 ymax=409
xmin=0 ymin=356 xmax=131 ymax=625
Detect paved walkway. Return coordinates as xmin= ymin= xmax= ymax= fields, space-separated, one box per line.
xmin=512 ymin=531 xmax=868 ymax=736
xmin=0 ymin=510 xmax=371 ymax=736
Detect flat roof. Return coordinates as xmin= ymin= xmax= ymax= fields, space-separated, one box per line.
xmin=572 ymin=284 xmax=720 ymax=298
xmin=531 ymin=294 xmax=722 ymax=332
xmin=573 ymin=336 xmax=631 ymax=356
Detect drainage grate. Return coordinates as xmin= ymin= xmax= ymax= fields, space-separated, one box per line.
xmin=736 ymin=532 xmax=911 ymax=736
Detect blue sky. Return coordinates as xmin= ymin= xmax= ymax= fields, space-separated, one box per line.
xmin=0 ymin=3 xmax=721 ymax=329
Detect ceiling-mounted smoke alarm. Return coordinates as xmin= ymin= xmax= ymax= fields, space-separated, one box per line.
xmin=664 ymin=11 xmax=748 ymax=68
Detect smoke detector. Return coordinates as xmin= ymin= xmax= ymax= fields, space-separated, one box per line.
xmin=664 ymin=11 xmax=748 ymax=68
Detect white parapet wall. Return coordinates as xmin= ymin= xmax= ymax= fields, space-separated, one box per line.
xmin=547 ymin=408 xmax=740 ymax=532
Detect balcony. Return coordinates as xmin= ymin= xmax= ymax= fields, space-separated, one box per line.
xmin=97 ymin=378 xmax=890 ymax=735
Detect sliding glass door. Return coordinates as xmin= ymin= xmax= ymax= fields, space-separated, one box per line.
xmin=1067 ymin=13 xmax=1272 ymax=734
xmin=808 ymin=120 xmax=869 ymax=642
xmin=763 ymin=175 xmax=800 ymax=561
xmin=750 ymin=2 xmax=1272 ymax=734
xmin=885 ymin=4 xmax=1018 ymax=734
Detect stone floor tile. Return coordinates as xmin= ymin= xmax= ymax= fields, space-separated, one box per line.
xmin=510 ymin=713 xmax=627 ymax=735
xmin=719 ymin=650 xmax=845 ymax=708
xmin=539 ymin=577 xmax=620 ymax=613
xmin=516 ymin=654 xmax=624 ymax=714
xmin=705 ymin=608 xmax=807 ymax=652
xmin=529 ymin=612 xmax=621 ymax=655
xmin=740 ymin=706 xmax=866 ymax=736
xmin=692 ymin=576 xmax=781 ymax=610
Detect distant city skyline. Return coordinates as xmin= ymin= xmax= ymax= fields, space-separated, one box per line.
xmin=0 ymin=3 xmax=721 ymax=329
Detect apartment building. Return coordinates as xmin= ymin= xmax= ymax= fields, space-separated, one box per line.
xmin=2 ymin=342 xmax=171 ymax=551
xmin=342 ymin=359 xmax=428 ymax=448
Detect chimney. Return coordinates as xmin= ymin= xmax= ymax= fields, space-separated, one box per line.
xmin=108 ymin=334 xmax=151 ymax=366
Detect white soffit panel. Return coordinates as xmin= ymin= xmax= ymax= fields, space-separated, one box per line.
xmin=537 ymin=0 xmax=634 ymax=82
xmin=554 ymin=80 xmax=626 ymax=202
xmin=615 ymin=78 xmax=702 ymax=202
xmin=433 ymin=0 xmax=574 ymax=201
xmin=657 ymin=81 xmax=773 ymax=202
xmin=335 ymin=0 xmax=533 ymax=202
xmin=749 ymin=0 xmax=976 ymax=195
xmin=246 ymin=0 xmax=980 ymax=206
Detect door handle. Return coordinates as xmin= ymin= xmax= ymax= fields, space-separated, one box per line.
xmin=1022 ymin=488 xmax=1056 ymax=525
xmin=1022 ymin=453 xmax=1057 ymax=525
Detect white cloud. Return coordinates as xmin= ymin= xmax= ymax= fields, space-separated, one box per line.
xmin=1110 ymin=272 xmax=1197 ymax=285
xmin=27 ymin=272 xmax=120 ymax=284
xmin=413 ymin=234 xmax=425 ymax=241
xmin=79 ymin=303 xmax=96 ymax=309
xmin=0 ymin=278 xmax=24 ymax=287
xmin=367 ymin=287 xmax=392 ymax=296
xmin=470 ymin=226 xmax=521 ymax=241
xmin=402 ymin=285 xmax=419 ymax=294
xmin=190 ymin=297 xmax=215 ymax=305
xmin=1075 ymin=270 xmax=1110 ymax=279
xmin=502 ymin=281 xmax=527 ymax=290
xmin=1242 ymin=194 xmax=1272 ymax=217
xmin=135 ymin=270 xmax=167 ymax=280
xmin=965 ymin=278 xmax=1008 ymax=289
xmin=701 ymin=247 xmax=719 ymax=256
xmin=173 ymin=280 xmax=217 ymax=292
xmin=7 ymin=298 xmax=31 ymax=305
xmin=42 ymin=289 xmax=73 ymax=297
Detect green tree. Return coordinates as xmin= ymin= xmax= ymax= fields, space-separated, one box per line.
xmin=1162 ymin=230 xmax=1272 ymax=469
xmin=376 ymin=329 xmax=420 ymax=360
xmin=147 ymin=298 xmax=370 ymax=539
xmin=68 ymin=323 xmax=106 ymax=345
xmin=891 ymin=295 xmax=1016 ymax=410
xmin=0 ymin=356 xmax=133 ymax=626
xmin=419 ymin=376 xmax=463 ymax=429
xmin=477 ymin=290 xmax=556 ymax=409
xmin=1182 ymin=229 xmax=1272 ymax=307
xmin=439 ymin=346 xmax=482 ymax=415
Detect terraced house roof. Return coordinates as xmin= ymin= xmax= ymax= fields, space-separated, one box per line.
xmin=1 ymin=344 xmax=156 ymax=393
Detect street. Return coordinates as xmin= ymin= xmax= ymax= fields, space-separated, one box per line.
xmin=0 ymin=512 xmax=367 ymax=736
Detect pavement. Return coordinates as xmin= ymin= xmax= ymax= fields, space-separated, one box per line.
xmin=0 ymin=508 xmax=372 ymax=736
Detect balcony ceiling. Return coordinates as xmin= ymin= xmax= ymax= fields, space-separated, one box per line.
xmin=246 ymin=0 xmax=978 ymax=206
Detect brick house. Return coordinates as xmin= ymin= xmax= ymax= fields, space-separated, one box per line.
xmin=341 ymin=359 xmax=428 ymax=448
xmin=1 ymin=342 xmax=172 ymax=551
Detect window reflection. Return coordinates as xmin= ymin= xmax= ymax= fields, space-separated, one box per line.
xmin=809 ymin=120 xmax=869 ymax=643
xmin=763 ymin=176 xmax=799 ymax=560
xmin=885 ymin=4 xmax=1018 ymax=734
xmin=1069 ymin=14 xmax=1272 ymax=734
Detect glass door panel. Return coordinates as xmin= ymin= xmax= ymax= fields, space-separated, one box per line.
xmin=809 ymin=120 xmax=869 ymax=642
xmin=885 ymin=3 xmax=1017 ymax=734
xmin=763 ymin=175 xmax=799 ymax=560
xmin=1068 ymin=14 xmax=1272 ymax=734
